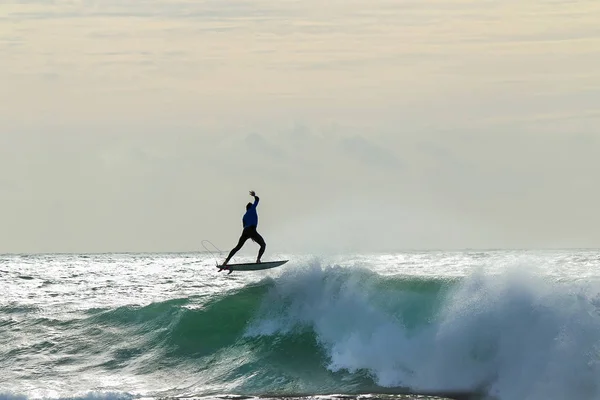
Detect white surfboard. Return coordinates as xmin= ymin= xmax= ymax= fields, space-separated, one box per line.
xmin=217 ymin=260 xmax=288 ymax=272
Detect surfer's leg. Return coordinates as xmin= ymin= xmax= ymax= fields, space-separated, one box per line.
xmin=223 ymin=233 xmax=249 ymax=265
xmin=253 ymin=232 xmax=266 ymax=263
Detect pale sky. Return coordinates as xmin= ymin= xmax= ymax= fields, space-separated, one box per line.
xmin=1 ymin=0 xmax=600 ymax=253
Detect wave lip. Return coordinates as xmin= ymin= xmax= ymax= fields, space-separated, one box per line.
xmin=245 ymin=263 xmax=600 ymax=400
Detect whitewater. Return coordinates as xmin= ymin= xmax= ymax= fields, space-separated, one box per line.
xmin=1 ymin=250 xmax=600 ymax=400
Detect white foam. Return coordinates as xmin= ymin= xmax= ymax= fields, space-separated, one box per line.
xmin=0 ymin=392 xmax=134 ymax=400
xmin=246 ymin=260 xmax=600 ymax=400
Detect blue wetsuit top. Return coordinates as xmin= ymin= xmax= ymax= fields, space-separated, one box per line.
xmin=242 ymin=196 xmax=259 ymax=228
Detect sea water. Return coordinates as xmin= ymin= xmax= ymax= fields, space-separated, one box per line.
xmin=1 ymin=250 xmax=599 ymax=400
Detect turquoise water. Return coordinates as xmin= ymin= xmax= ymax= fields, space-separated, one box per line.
xmin=1 ymin=251 xmax=600 ymax=400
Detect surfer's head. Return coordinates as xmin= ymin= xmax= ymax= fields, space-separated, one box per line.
xmin=246 ymin=203 xmax=253 ymax=210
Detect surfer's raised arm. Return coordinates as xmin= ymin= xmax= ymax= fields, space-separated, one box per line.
xmin=249 ymin=190 xmax=259 ymax=207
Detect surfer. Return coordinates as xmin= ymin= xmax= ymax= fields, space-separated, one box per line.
xmin=220 ymin=190 xmax=266 ymax=270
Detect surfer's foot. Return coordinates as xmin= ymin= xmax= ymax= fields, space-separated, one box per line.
xmin=256 ymin=259 xmax=261 ymax=264
xmin=218 ymin=263 xmax=230 ymax=272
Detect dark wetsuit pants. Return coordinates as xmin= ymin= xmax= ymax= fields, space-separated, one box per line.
xmin=225 ymin=225 xmax=266 ymax=263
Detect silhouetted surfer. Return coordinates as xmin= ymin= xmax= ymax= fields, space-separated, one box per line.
xmin=220 ymin=191 xmax=266 ymax=270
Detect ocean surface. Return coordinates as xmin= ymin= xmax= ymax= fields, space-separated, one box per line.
xmin=2 ymin=250 xmax=600 ymax=400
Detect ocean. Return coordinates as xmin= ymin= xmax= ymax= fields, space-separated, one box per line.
xmin=1 ymin=250 xmax=600 ymax=400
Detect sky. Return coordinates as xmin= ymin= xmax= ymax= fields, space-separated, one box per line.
xmin=1 ymin=0 xmax=600 ymax=254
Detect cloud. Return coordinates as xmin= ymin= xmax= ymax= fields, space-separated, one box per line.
xmin=340 ymin=135 xmax=403 ymax=170
xmin=244 ymin=133 xmax=286 ymax=161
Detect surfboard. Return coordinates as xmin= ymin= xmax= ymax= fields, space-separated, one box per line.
xmin=217 ymin=260 xmax=288 ymax=272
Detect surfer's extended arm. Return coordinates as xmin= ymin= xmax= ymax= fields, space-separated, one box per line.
xmin=249 ymin=191 xmax=259 ymax=207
